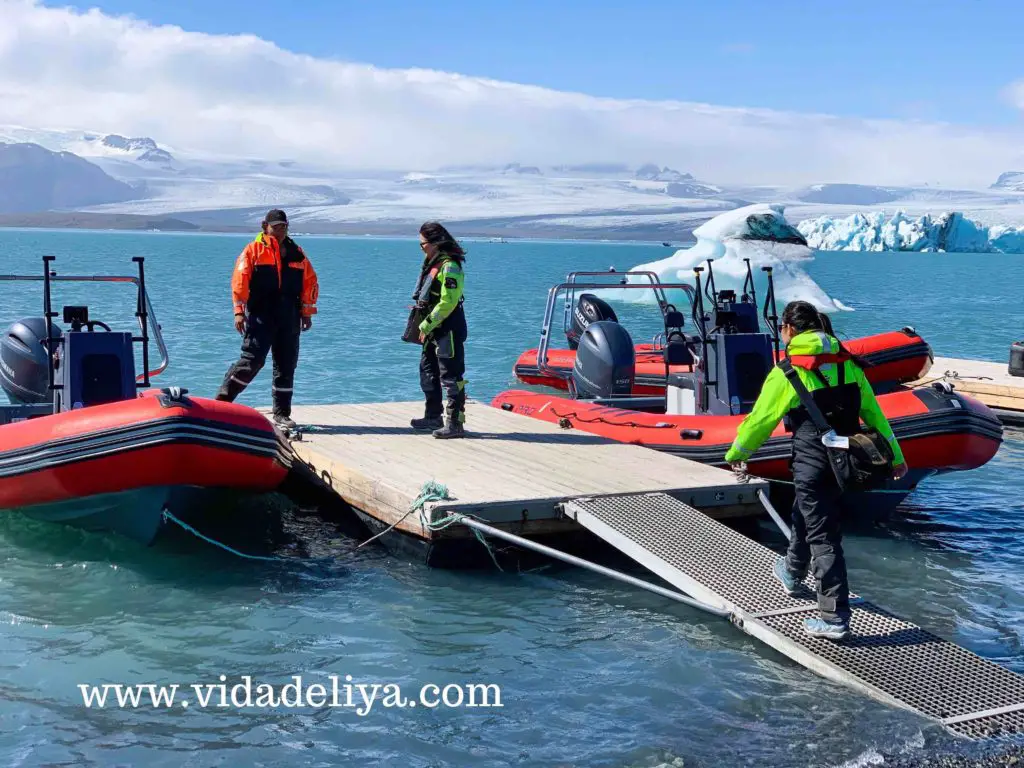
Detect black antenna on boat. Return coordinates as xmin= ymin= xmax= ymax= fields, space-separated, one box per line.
xmin=761 ymin=266 xmax=780 ymax=361
xmin=704 ymin=259 xmax=718 ymax=306
xmin=133 ymin=257 xmax=151 ymax=388
xmin=692 ymin=266 xmax=711 ymax=410
xmin=42 ymin=255 xmax=62 ymax=393
xmin=742 ymin=258 xmax=757 ymax=308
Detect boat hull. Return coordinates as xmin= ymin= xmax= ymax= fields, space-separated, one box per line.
xmin=490 ymin=384 xmax=1003 ymax=508
xmin=0 ymin=390 xmax=290 ymax=542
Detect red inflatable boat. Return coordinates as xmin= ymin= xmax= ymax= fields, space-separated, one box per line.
xmin=514 ymin=328 xmax=933 ymax=396
xmin=496 ymin=262 xmax=1001 ymax=510
xmin=0 ymin=256 xmax=292 ymax=543
xmin=0 ymin=389 xmax=290 ymax=543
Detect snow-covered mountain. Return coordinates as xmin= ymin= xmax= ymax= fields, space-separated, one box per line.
xmin=3 ymin=122 xmax=1024 ymax=241
xmin=991 ymin=172 xmax=1024 ymax=193
xmin=96 ymin=134 xmax=159 ymax=153
xmin=0 ymin=142 xmax=143 ymax=213
xmin=793 ymin=183 xmax=908 ymax=206
xmin=635 ymin=164 xmax=693 ymax=183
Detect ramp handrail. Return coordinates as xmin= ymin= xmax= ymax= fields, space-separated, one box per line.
xmin=457 ymin=516 xmax=732 ymax=619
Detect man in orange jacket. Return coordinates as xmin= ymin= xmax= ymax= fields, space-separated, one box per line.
xmin=215 ymin=209 xmax=318 ymax=429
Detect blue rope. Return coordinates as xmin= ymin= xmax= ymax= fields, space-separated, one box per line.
xmin=411 ymin=481 xmax=504 ymax=571
xmin=161 ymin=509 xmax=291 ymax=563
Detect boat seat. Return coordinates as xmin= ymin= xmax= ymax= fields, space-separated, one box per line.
xmin=60 ymin=331 xmax=137 ymax=409
xmin=663 ymin=309 xmax=686 ymax=330
xmin=663 ymin=331 xmax=694 ymax=365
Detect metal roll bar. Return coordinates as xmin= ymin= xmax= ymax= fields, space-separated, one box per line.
xmin=538 ymin=279 xmax=698 ymax=381
xmin=0 ymin=266 xmax=170 ymax=384
xmin=561 ymin=269 xmax=693 ymax=341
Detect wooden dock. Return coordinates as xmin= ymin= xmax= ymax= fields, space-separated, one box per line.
xmin=277 ymin=401 xmax=768 ymax=566
xmin=913 ymin=356 xmax=1024 ymax=426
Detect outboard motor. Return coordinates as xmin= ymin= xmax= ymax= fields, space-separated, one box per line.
xmin=567 ymin=293 xmax=618 ymax=350
xmin=572 ymin=320 xmax=635 ymax=398
xmin=0 ymin=317 xmax=62 ymax=405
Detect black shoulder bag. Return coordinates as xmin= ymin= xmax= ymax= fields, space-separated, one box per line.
xmin=778 ymin=358 xmax=895 ymax=492
xmin=402 ymin=306 xmax=427 ymax=344
xmin=402 ymin=264 xmax=433 ymax=344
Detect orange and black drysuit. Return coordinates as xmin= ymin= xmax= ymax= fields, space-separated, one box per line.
xmin=216 ymin=232 xmax=318 ymax=418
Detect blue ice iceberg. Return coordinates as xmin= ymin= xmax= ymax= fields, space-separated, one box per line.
xmin=604 ymin=203 xmax=850 ymax=312
xmin=797 ymin=211 xmax=1024 ymax=254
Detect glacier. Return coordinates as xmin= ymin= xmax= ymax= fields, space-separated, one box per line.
xmin=797 ymin=211 xmax=1024 ymax=254
xmin=599 ymin=203 xmax=851 ymax=313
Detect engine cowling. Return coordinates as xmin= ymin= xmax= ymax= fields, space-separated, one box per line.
xmin=0 ymin=317 xmax=62 ymax=404
xmin=572 ymin=320 xmax=635 ymax=399
xmin=567 ymin=293 xmax=619 ymax=350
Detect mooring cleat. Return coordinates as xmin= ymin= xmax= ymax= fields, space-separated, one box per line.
xmin=411 ymin=416 xmax=444 ymax=431
xmin=773 ymin=557 xmax=803 ymax=598
xmin=803 ymin=616 xmax=851 ymax=641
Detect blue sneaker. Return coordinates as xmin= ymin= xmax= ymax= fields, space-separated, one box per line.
xmin=804 ymin=616 xmax=851 ymax=641
xmin=772 ymin=558 xmax=802 ymax=597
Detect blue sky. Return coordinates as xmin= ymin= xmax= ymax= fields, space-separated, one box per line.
xmin=61 ymin=0 xmax=1024 ymax=126
xmin=9 ymin=1 xmax=1023 ymax=185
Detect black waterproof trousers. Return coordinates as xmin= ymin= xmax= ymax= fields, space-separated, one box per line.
xmin=419 ymin=313 xmax=467 ymax=422
xmin=784 ymin=428 xmax=851 ymax=623
xmin=216 ymin=310 xmax=300 ymax=418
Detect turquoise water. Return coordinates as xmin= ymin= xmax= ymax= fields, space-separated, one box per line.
xmin=0 ymin=230 xmax=1022 ymax=767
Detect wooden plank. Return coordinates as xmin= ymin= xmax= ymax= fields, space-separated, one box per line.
xmin=293 ymin=402 xmax=741 ymax=497
xmin=913 ymin=356 xmax=1024 ymax=415
xmin=272 ymin=401 xmax=766 ymax=544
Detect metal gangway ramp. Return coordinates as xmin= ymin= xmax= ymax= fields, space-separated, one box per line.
xmin=562 ymin=492 xmax=1024 ymax=740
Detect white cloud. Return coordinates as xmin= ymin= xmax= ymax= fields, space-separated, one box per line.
xmin=2 ymin=0 xmax=1024 ymax=186
xmin=1001 ymin=79 xmax=1024 ymax=110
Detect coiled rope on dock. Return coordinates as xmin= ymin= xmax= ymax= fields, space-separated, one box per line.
xmin=355 ymin=480 xmax=504 ymax=569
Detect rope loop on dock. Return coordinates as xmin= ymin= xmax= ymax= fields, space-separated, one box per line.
xmin=354 ymin=480 xmax=505 ymax=569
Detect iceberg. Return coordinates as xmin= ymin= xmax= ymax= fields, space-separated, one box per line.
xmin=797 ymin=210 xmax=1024 ymax=254
xmin=601 ymin=203 xmax=850 ymax=313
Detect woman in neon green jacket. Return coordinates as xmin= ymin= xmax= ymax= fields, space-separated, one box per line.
xmin=725 ymin=301 xmax=908 ymax=641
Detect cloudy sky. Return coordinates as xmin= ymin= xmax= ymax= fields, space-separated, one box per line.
xmin=3 ymin=0 xmax=1024 ymax=187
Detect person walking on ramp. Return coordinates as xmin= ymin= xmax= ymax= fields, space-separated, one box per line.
xmin=725 ymin=301 xmax=908 ymax=641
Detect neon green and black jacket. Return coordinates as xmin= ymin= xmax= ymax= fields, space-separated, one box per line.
xmin=724 ymin=330 xmax=905 ymax=465
xmin=415 ymin=256 xmax=465 ymax=336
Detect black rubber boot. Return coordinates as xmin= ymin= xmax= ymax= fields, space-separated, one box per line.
xmin=432 ymin=418 xmax=465 ymax=439
xmin=432 ymin=404 xmax=465 ymax=439
xmin=411 ymin=415 xmax=444 ymax=431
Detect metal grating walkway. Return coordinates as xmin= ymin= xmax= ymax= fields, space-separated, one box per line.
xmin=562 ymin=492 xmax=1024 ymax=740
